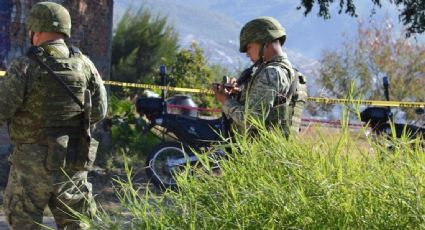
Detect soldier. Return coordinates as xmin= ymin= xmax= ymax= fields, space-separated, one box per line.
xmin=213 ymin=16 xmax=307 ymax=137
xmin=0 ymin=2 xmax=107 ymax=229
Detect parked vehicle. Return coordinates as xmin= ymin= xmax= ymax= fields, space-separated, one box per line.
xmin=360 ymin=76 xmax=424 ymax=144
xmin=137 ymin=66 xmax=230 ymax=189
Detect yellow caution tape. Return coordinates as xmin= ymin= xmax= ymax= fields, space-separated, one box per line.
xmin=103 ymin=80 xmax=424 ymax=108
xmin=306 ymin=97 xmax=425 ymax=108
xmin=103 ymin=80 xmax=213 ymax=94
xmin=1 ymin=71 xmax=423 ymax=108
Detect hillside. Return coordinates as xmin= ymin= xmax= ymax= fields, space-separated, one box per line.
xmin=113 ymin=0 xmax=320 ymax=69
xmin=113 ymin=0 xmax=408 ymax=99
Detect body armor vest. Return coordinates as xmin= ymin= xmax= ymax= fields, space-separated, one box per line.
xmin=10 ymin=44 xmax=89 ymax=143
xmin=268 ymin=60 xmax=307 ymax=135
xmin=241 ymin=57 xmax=307 ymax=136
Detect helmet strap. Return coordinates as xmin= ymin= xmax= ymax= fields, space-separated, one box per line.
xmin=30 ymin=31 xmax=35 ymax=46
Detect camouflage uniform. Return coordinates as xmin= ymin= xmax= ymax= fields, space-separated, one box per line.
xmin=223 ymin=53 xmax=294 ymax=135
xmin=0 ymin=2 xmax=107 ymax=229
xmin=223 ymin=17 xmax=306 ymax=136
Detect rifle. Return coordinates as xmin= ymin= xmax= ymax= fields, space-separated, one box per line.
xmin=236 ymin=63 xmax=256 ymax=86
xmin=212 ymin=63 xmax=257 ymax=95
xmin=82 ymin=89 xmax=92 ymax=154
xmin=216 ymin=63 xmax=258 ymax=139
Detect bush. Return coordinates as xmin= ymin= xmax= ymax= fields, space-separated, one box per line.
xmin=104 ymin=96 xmax=160 ymax=168
xmin=85 ymin=121 xmax=425 ymax=229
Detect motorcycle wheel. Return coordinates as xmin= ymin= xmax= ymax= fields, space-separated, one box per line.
xmin=146 ymin=142 xmax=191 ymax=190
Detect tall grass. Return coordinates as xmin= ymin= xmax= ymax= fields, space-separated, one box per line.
xmin=85 ymin=123 xmax=425 ymax=229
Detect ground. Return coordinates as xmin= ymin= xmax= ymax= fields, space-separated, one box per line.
xmin=0 ymin=123 xmax=156 ymax=229
xmin=0 ymin=123 xmax=366 ymax=229
xmin=0 ymin=161 xmax=152 ymax=229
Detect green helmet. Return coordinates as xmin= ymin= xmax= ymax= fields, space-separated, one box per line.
xmin=27 ymin=2 xmax=72 ymax=38
xmin=239 ymin=16 xmax=286 ymax=53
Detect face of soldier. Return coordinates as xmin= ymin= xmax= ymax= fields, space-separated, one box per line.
xmin=28 ymin=31 xmax=42 ymax=46
xmin=246 ymin=42 xmax=261 ymax=63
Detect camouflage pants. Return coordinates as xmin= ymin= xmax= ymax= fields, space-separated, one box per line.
xmin=4 ymin=143 xmax=96 ymax=230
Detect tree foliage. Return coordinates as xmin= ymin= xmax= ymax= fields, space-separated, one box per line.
xmin=168 ymin=43 xmax=219 ymax=110
xmin=297 ymin=0 xmax=425 ymax=36
xmin=318 ymin=21 xmax=425 ymax=118
xmin=111 ymin=7 xmax=179 ymax=97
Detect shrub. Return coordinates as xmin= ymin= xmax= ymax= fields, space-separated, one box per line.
xmin=84 ymin=119 xmax=424 ymax=229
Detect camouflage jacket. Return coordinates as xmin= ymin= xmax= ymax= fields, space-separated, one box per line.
xmin=0 ymin=39 xmax=107 ymax=143
xmin=222 ymin=54 xmax=294 ymax=133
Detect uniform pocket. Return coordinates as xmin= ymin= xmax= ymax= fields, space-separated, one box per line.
xmin=46 ymin=135 xmax=69 ymax=171
xmin=86 ymin=138 xmax=98 ymax=167
xmin=70 ymin=137 xmax=98 ymax=171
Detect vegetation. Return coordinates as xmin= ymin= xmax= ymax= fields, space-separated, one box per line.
xmin=110 ymin=6 xmax=229 ymax=111
xmin=168 ymin=42 xmax=223 ymax=110
xmin=83 ymin=117 xmax=425 ymax=229
xmin=111 ymin=7 xmax=179 ymax=97
xmin=297 ymin=0 xmax=425 ymax=36
xmin=86 ymin=4 xmax=424 ymax=230
xmin=316 ymin=21 xmax=425 ymax=118
xmin=106 ymin=6 xmax=230 ymax=160
xmin=108 ymin=96 xmax=160 ymax=156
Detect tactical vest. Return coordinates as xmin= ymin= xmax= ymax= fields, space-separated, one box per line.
xmin=258 ymin=58 xmax=307 ymax=136
xmin=10 ymin=44 xmax=89 ymax=143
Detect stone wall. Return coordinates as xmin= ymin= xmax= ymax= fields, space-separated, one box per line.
xmin=0 ymin=0 xmax=113 ymax=79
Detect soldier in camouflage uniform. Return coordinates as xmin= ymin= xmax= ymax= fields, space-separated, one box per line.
xmin=0 ymin=2 xmax=107 ymax=229
xmin=213 ymin=16 xmax=307 ymax=137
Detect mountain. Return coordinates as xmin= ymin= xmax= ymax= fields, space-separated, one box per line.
xmin=113 ymin=0 xmax=411 ymax=100
xmin=113 ymin=0 xmax=325 ymax=71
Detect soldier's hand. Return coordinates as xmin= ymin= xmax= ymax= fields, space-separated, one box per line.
xmin=212 ymin=83 xmax=230 ymax=104
xmin=219 ymin=77 xmax=240 ymax=94
xmin=227 ymin=77 xmax=240 ymax=93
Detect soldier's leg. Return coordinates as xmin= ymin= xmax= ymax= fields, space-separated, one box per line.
xmin=49 ymin=171 xmax=96 ymax=230
xmin=4 ymin=144 xmax=53 ymax=230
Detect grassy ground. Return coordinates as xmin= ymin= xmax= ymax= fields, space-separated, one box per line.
xmin=80 ymin=123 xmax=424 ymax=229
xmin=1 ymin=123 xmax=423 ymax=229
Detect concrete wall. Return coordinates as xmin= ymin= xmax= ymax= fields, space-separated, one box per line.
xmin=0 ymin=0 xmax=113 ymax=79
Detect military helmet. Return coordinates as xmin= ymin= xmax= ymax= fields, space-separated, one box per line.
xmin=239 ymin=16 xmax=286 ymax=52
xmin=27 ymin=2 xmax=72 ymax=38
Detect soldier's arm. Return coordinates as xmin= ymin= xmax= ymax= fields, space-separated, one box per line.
xmin=82 ymin=55 xmax=107 ymax=123
xmin=222 ymin=67 xmax=290 ymax=128
xmin=0 ymin=58 xmax=29 ymax=122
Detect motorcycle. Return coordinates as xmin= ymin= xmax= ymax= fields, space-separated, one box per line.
xmin=137 ymin=66 xmax=231 ymax=189
xmin=360 ymin=76 xmax=424 ymax=145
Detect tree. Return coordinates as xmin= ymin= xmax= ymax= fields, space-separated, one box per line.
xmin=168 ymin=42 xmax=219 ymax=111
xmin=318 ymin=21 xmax=425 ymax=118
xmin=111 ymin=7 xmax=179 ymax=97
xmin=297 ymin=0 xmax=425 ymax=36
